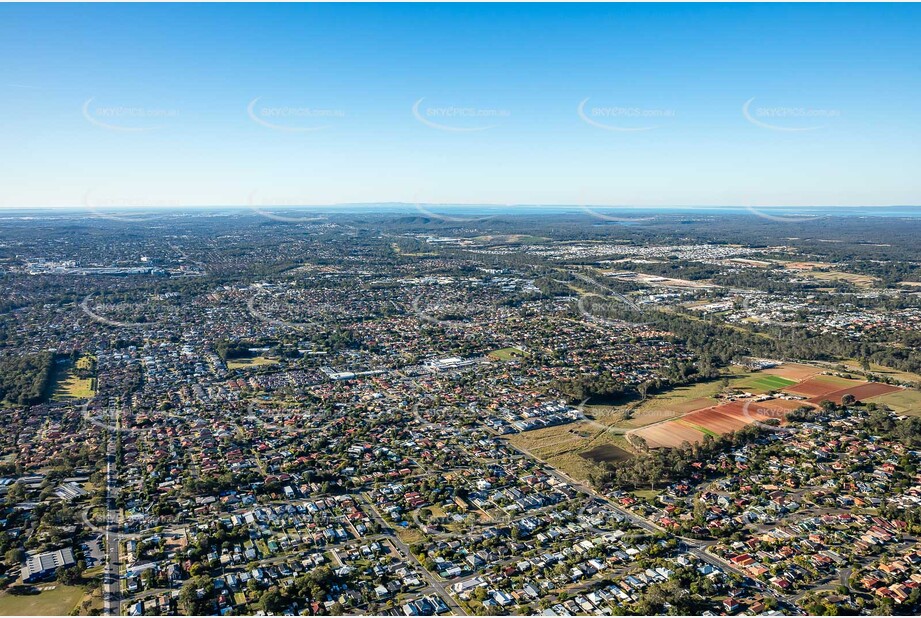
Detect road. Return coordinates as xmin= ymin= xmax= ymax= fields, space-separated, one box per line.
xmin=359 ymin=494 xmax=468 ymax=616
xmin=503 ymin=438 xmax=802 ymax=612
xmin=102 ymin=406 xmax=121 ymax=616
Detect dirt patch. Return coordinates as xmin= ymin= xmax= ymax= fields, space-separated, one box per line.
xmin=579 ymin=444 xmax=633 ymax=464
xmin=782 ymin=261 xmax=831 ymax=271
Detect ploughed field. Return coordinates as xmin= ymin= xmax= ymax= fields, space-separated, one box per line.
xmin=807 ymin=381 xmax=901 ymax=404
xmin=784 ymin=374 xmax=861 ymax=398
xmin=629 ymin=364 xmax=906 ymax=449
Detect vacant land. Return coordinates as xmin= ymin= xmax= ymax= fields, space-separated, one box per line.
xmin=0 ymin=585 xmax=84 ymax=616
xmin=507 ymin=424 xmax=591 ymax=458
xmin=394 ymin=526 xmax=425 ymax=545
xmin=473 ymin=234 xmax=550 ymax=245
xmin=763 ymin=363 xmax=823 ymax=381
xmin=778 ymin=260 xmax=832 ymax=271
xmin=227 ymin=355 xmax=278 ymax=369
xmin=508 ymin=421 xmax=634 ymax=482
xmin=631 ymin=489 xmax=660 ymax=501
xmin=836 ymin=360 xmax=921 ymax=385
xmin=867 ymin=389 xmax=921 ymax=416
xmin=793 ymin=270 xmax=878 ymax=288
xmin=49 ymin=359 xmax=96 ymax=401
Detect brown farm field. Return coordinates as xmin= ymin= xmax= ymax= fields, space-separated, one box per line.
xmin=615 ymin=372 xmax=751 ymax=429
xmin=780 ymin=261 xmax=832 ymax=270
xmin=632 ymin=421 xmax=704 ymax=449
xmin=783 ymin=375 xmax=863 ymax=398
xmin=808 ymin=382 xmax=902 ymax=405
xmin=763 ymin=363 xmax=823 ymax=381
xmin=631 ymin=398 xmax=809 ymax=449
xmin=606 ymin=362 xmax=899 ymax=451
xmin=681 ymin=409 xmax=747 ymax=434
xmin=621 ymin=396 xmax=718 ymax=428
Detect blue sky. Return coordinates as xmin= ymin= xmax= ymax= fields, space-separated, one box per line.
xmin=1 ymin=3 xmax=919 ymax=208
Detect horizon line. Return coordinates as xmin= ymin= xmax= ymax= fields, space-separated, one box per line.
xmin=2 ymin=203 xmax=921 ymax=213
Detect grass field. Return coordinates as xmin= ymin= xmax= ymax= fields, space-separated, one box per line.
xmin=489 ymin=347 xmax=526 ymax=361
xmin=227 ymin=355 xmax=279 ymax=369
xmin=75 ymin=355 xmax=96 ymax=372
xmin=395 ymin=526 xmax=426 ymax=545
xmin=390 ymin=243 xmax=437 ymax=257
xmin=866 ymin=389 xmax=921 ymax=416
xmin=0 ymin=585 xmax=85 ymax=616
xmin=49 ymin=358 xmax=96 ymax=401
xmin=631 ymin=489 xmax=659 ymax=501
xmin=793 ymin=270 xmax=878 ymax=288
xmin=836 ymin=360 xmax=921 ymax=385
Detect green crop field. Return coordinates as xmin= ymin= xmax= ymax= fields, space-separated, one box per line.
xmin=734 ymin=374 xmax=796 ymax=393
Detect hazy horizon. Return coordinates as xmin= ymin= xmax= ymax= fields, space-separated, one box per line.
xmin=3 ymin=203 xmax=921 ymax=215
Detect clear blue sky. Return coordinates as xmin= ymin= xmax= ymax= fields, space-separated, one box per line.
xmin=1 ymin=3 xmax=919 ymax=208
